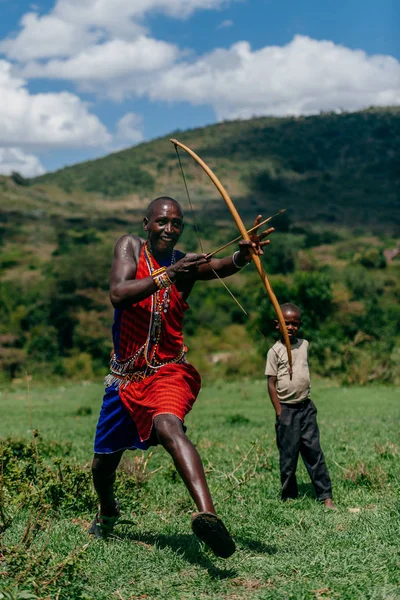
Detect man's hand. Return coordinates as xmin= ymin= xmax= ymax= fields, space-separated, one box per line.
xmin=166 ymin=253 xmax=208 ymax=281
xmin=236 ymin=214 xmax=274 ymax=265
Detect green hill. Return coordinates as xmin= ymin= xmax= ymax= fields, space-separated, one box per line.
xmin=0 ymin=108 xmax=399 ymax=385
xmin=31 ymin=107 xmax=400 ymax=231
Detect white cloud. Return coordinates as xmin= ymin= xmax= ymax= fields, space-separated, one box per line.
xmin=0 ymin=12 xmax=102 ymax=61
xmin=0 ymin=60 xmax=111 ymax=148
xmin=13 ymin=33 xmax=400 ymax=118
xmin=0 ymin=147 xmax=45 ymax=177
xmin=54 ymin=0 xmax=229 ymax=27
xmin=0 ymin=0 xmax=231 ymax=61
xmin=217 ymin=19 xmax=233 ymax=28
xmin=2 ymin=0 xmax=399 ymax=169
xmin=144 ymin=35 xmax=400 ymax=119
xmin=115 ymin=113 xmax=144 ymax=146
xmin=22 ymin=37 xmax=179 ymax=85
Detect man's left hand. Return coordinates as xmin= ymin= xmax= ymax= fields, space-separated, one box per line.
xmin=237 ymin=214 xmax=274 ymax=263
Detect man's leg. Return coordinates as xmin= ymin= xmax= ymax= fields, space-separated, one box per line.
xmin=92 ymin=450 xmax=124 ymax=517
xmin=299 ymin=401 xmax=333 ymax=504
xmin=153 ymin=414 xmax=215 ymax=513
xmin=153 ymin=413 xmax=235 ymax=558
xmin=276 ymin=404 xmax=301 ymax=500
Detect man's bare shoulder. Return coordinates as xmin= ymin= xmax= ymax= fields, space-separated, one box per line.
xmin=114 ymin=235 xmax=145 ymax=259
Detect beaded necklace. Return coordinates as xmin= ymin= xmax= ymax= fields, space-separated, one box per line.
xmin=106 ymin=244 xmax=185 ymax=388
xmin=143 ymin=244 xmax=185 ymax=369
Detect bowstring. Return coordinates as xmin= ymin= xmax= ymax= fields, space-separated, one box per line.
xmin=174 ymin=144 xmax=265 ymax=335
xmin=174 ymin=144 xmax=205 ymax=254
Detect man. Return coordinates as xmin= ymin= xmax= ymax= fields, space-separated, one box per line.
xmin=90 ymin=196 xmax=272 ymax=558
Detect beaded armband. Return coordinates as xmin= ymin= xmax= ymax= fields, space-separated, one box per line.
xmin=152 ymin=266 xmax=173 ymax=290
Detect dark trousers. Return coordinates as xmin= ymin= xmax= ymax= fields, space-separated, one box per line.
xmin=275 ymin=399 xmax=332 ymax=501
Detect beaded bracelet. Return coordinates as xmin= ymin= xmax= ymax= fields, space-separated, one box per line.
xmin=232 ymin=250 xmax=251 ymax=269
xmin=152 ymin=267 xmax=173 ymax=290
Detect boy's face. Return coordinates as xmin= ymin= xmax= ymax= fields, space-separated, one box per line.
xmin=275 ymin=309 xmax=301 ymax=342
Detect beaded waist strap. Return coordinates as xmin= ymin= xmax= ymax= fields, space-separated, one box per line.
xmin=104 ymin=368 xmax=153 ymax=388
xmin=104 ymin=346 xmax=186 ymax=389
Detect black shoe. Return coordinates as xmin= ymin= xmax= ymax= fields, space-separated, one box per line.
xmin=191 ymin=512 xmax=236 ymax=558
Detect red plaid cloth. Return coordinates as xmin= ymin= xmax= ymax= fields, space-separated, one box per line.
xmin=116 ymin=245 xmax=201 ymax=441
xmin=119 ymin=362 xmax=201 ymax=441
xmin=118 ymin=245 xmax=187 ymax=364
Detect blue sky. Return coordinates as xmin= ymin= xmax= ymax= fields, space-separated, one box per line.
xmin=0 ymin=0 xmax=399 ymax=176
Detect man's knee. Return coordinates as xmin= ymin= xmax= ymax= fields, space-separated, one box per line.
xmin=153 ymin=414 xmax=185 ymax=450
xmin=92 ymin=452 xmax=122 ymax=477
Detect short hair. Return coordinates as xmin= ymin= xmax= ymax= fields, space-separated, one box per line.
xmin=280 ymin=303 xmax=301 ymax=318
xmin=146 ymin=196 xmax=183 ymax=219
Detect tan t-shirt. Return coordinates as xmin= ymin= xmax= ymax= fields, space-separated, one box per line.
xmin=265 ymin=339 xmax=310 ymax=404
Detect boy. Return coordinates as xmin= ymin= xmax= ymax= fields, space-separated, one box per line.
xmin=265 ymin=303 xmax=335 ymax=508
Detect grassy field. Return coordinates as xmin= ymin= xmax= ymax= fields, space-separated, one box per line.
xmin=1 ymin=379 xmax=399 ymax=599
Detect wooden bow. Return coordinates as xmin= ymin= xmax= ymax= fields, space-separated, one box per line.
xmin=170 ymin=138 xmax=293 ymax=374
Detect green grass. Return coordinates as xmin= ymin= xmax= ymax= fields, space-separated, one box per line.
xmin=1 ymin=380 xmax=399 ymax=599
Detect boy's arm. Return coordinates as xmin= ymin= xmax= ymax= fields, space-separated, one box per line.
xmin=267 ymin=376 xmax=282 ymax=417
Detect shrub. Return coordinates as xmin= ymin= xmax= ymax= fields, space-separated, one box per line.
xmin=354 ymin=248 xmax=387 ymax=269
xmin=263 ymin=236 xmax=296 ymax=274
xmin=292 ymin=271 xmax=334 ymax=334
xmin=344 ymin=265 xmax=384 ymax=300
xmin=11 ymin=171 xmax=31 ymax=186
xmin=303 ymin=229 xmax=341 ymax=248
xmin=84 ymin=164 xmax=155 ymax=196
xmin=62 ymin=352 xmax=95 ymax=380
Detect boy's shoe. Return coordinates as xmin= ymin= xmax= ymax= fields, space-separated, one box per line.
xmin=89 ymin=501 xmax=120 ymax=539
xmin=323 ymin=498 xmax=336 ymax=510
xmin=191 ymin=511 xmax=236 ymax=559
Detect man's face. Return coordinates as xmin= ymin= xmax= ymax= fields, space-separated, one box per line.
xmin=143 ymin=200 xmax=184 ymax=253
xmin=275 ymin=309 xmax=301 ymax=341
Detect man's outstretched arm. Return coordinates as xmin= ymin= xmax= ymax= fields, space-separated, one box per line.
xmin=110 ymin=235 xmax=209 ymax=308
xmin=195 ymin=216 xmax=274 ymax=281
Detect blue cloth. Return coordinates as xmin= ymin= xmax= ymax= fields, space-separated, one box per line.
xmin=94 ymin=385 xmax=152 ymax=453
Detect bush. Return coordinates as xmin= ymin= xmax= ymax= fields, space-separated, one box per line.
xmin=340 ymin=340 xmax=397 ymax=385
xmin=84 ymin=164 xmax=155 ymax=196
xmin=354 ymin=247 xmax=387 ymax=269
xmin=344 ymin=265 xmax=384 ymax=300
xmin=292 ymin=271 xmax=334 ymax=334
xmin=62 ymin=352 xmax=96 ymax=380
xmin=245 ymin=169 xmax=287 ymax=195
xmin=303 ymin=229 xmax=341 ymax=248
xmin=263 ymin=236 xmax=296 ymax=274
xmin=11 ymin=171 xmax=30 ymax=186
xmin=252 ymin=270 xmax=334 ymax=357
xmin=184 ymin=283 xmax=248 ymax=337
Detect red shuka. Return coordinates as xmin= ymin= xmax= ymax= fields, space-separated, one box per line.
xmin=116 ymin=245 xmax=201 ymax=441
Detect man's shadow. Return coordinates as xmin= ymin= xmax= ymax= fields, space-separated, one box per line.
xmin=112 ymin=528 xmax=277 ymax=579
xmin=113 ymin=529 xmax=236 ymax=579
xmin=236 ymin=538 xmax=277 ymax=555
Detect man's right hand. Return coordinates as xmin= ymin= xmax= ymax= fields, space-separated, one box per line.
xmin=167 ymin=253 xmax=208 ymax=281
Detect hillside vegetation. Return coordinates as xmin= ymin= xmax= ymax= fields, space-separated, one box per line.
xmin=0 ymin=108 xmax=399 ymax=385
xmin=33 ymin=107 xmax=400 ymax=230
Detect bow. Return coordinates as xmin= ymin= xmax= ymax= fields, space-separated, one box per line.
xmin=170 ymin=138 xmax=293 ymax=374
